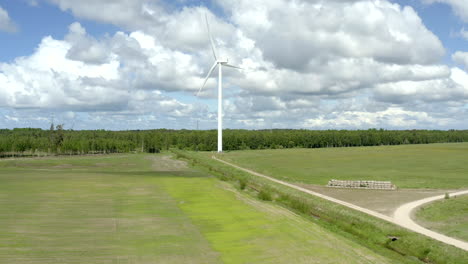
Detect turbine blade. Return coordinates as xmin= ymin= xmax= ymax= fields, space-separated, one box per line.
xmin=196 ymin=62 xmax=218 ymax=96
xmin=224 ymin=63 xmax=243 ymax=70
xmin=205 ymin=13 xmax=218 ymax=60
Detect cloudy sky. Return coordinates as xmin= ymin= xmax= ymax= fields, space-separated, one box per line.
xmin=0 ymin=0 xmax=467 ymax=130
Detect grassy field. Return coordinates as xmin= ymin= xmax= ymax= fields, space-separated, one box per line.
xmin=0 ymin=155 xmax=220 ymax=263
xmin=217 ymin=143 xmax=468 ymax=189
xmin=415 ymin=195 xmax=468 ymax=242
xmin=177 ymin=149 xmax=468 ymax=264
xmin=0 ymin=154 xmax=400 ymax=263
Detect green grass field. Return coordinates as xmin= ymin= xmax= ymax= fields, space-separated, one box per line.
xmin=217 ymin=143 xmax=468 ymax=189
xmin=415 ymin=195 xmax=468 ymax=242
xmin=0 ymin=154 xmax=399 ymax=263
xmin=178 ymin=149 xmax=468 ymax=264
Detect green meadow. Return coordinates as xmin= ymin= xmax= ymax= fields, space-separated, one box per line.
xmin=415 ymin=195 xmax=468 ymax=242
xmin=217 ymin=143 xmax=468 ymax=189
xmin=0 ymin=154 xmax=398 ymax=263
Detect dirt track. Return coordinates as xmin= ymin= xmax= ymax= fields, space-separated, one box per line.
xmin=393 ymin=190 xmax=468 ymax=251
xmin=213 ymin=156 xmax=468 ymax=251
xmin=297 ymin=184 xmax=448 ymax=216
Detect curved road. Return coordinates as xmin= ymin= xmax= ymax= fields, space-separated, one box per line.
xmin=212 ymin=156 xmax=468 ymax=251
xmin=393 ymin=190 xmax=468 ymax=251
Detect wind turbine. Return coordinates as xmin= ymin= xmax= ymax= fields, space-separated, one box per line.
xmin=196 ymin=14 xmax=242 ymax=153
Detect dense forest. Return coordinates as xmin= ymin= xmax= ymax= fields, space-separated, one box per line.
xmin=0 ymin=127 xmax=467 ymax=157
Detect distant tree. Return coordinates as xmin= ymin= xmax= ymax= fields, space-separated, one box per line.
xmin=53 ymin=124 xmax=64 ymax=152
xmin=1 ymin=128 xmax=467 ymax=156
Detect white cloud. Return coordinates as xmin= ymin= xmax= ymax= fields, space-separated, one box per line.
xmin=0 ymin=31 xmax=121 ymax=110
xmin=47 ymin=1 xmax=445 ymax=67
xmin=46 ymin=0 xmax=162 ymax=30
xmin=452 ymin=51 xmax=468 ymax=68
xmin=232 ymin=59 xmax=451 ymax=98
xmin=459 ymin=28 xmax=468 ymax=41
xmin=373 ymin=67 xmax=468 ymax=104
xmin=423 ymin=0 xmax=468 ymax=22
xmin=0 ymin=6 xmax=17 ymax=32
xmin=302 ymin=107 xmax=453 ymax=129
xmin=221 ymin=0 xmax=444 ymax=71
xmin=41 ymin=0 xmax=449 ymax=98
xmin=451 ymin=67 xmax=468 ymax=88
xmin=0 ymin=22 xmax=207 ymax=124
xmin=65 ymin=22 xmax=111 ymax=64
xmin=26 ymin=0 xmax=39 ymax=7
xmin=219 ymin=93 xmax=467 ymax=130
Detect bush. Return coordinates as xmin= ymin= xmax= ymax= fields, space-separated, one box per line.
xmin=258 ymin=189 xmax=273 ymax=201
xmin=239 ymin=179 xmax=247 ymax=190
xmin=219 ymin=173 xmax=230 ymax=181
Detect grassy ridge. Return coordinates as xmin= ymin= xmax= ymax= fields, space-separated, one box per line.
xmin=415 ymin=195 xmax=468 ymax=242
xmin=173 ymin=149 xmax=468 ymax=264
xmin=217 ymin=143 xmax=468 ymax=189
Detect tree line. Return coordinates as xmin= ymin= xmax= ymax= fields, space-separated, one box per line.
xmin=0 ymin=127 xmax=467 ymax=156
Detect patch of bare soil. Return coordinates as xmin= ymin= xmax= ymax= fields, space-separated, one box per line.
xmin=94 ymin=162 xmax=111 ymax=167
xmin=50 ymin=162 xmax=134 ymax=169
xmin=0 ymin=154 xmax=130 ymax=161
xmin=127 ymin=187 xmax=153 ymax=196
xmin=51 ymin=164 xmax=74 ymax=169
xmin=297 ymin=184 xmax=450 ymax=216
xmin=146 ymin=155 xmax=189 ymax=172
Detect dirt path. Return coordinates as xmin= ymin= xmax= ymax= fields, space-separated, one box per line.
xmin=212 ymin=156 xmax=468 ymax=251
xmin=393 ymin=190 xmax=468 ymax=251
xmin=212 ymin=157 xmax=394 ymax=222
xmin=297 ymin=184 xmax=448 ymax=216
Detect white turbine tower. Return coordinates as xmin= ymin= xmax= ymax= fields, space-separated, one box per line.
xmin=196 ymin=14 xmax=242 ymax=153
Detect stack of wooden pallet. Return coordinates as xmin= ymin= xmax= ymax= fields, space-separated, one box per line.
xmin=327 ymin=179 xmax=396 ymax=190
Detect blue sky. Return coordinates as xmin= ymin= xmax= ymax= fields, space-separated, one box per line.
xmin=0 ymin=0 xmax=467 ymax=130
xmin=390 ymin=0 xmax=467 ymax=64
xmin=0 ymin=1 xmax=119 ymax=62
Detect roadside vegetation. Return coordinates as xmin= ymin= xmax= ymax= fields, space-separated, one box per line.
xmin=215 ymin=143 xmax=468 ymax=189
xmin=415 ymin=195 xmax=468 ymax=242
xmin=172 ymin=149 xmax=468 ymax=264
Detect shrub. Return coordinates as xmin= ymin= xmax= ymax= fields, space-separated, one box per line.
xmin=258 ymin=189 xmax=273 ymax=201
xmin=219 ymin=173 xmax=230 ymax=181
xmin=239 ymin=179 xmax=247 ymax=190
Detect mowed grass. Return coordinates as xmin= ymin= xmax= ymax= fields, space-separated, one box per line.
xmin=0 ymin=154 xmax=397 ymax=263
xmin=415 ymin=195 xmax=468 ymax=242
xmin=218 ymin=143 xmax=468 ymax=189
xmin=0 ymin=155 xmax=220 ymax=263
